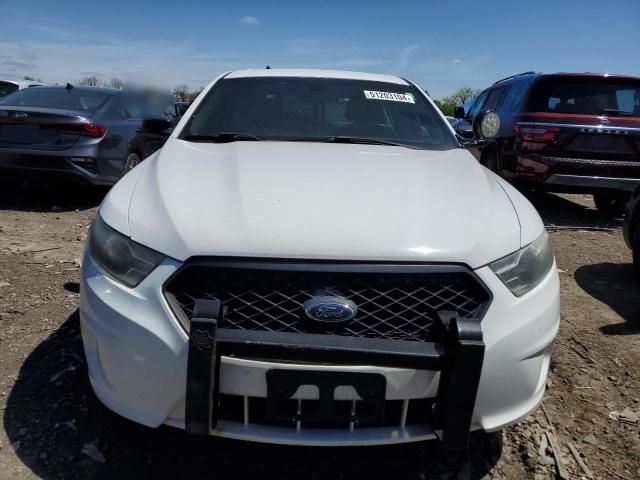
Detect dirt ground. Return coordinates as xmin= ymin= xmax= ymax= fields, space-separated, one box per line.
xmin=0 ymin=185 xmax=638 ymax=480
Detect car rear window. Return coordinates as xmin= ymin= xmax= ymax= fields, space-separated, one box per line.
xmin=528 ymin=76 xmax=640 ymax=117
xmin=0 ymin=87 xmax=111 ymax=112
xmin=0 ymin=81 xmax=19 ymax=99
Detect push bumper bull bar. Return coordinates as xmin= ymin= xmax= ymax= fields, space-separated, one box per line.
xmin=185 ymin=299 xmax=485 ymax=454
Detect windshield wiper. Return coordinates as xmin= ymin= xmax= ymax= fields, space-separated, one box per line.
xmin=324 ymin=136 xmax=410 ymax=148
xmin=182 ymin=132 xmax=263 ymax=143
xmin=600 ymin=109 xmax=635 ymax=117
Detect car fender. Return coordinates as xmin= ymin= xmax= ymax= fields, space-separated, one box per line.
xmin=99 ymin=151 xmax=156 ymax=235
xmin=493 ymin=175 xmax=545 ymax=247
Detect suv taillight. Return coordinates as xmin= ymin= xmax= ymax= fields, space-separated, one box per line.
xmin=515 ymin=125 xmax=559 ymax=142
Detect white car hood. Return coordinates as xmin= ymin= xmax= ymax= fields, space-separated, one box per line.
xmin=122 ymin=139 xmax=522 ymax=268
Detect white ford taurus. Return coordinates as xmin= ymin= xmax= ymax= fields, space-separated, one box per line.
xmin=80 ymin=69 xmax=559 ymax=455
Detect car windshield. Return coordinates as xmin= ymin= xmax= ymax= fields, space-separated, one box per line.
xmin=180 ymin=77 xmax=458 ymax=150
xmin=528 ymin=76 xmax=640 ymax=117
xmin=0 ymin=87 xmax=111 ymax=112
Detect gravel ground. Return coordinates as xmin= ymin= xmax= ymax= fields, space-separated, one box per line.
xmin=0 ymin=185 xmax=638 ymax=480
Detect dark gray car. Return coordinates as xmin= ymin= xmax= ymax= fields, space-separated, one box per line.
xmin=0 ymin=85 xmax=173 ymax=185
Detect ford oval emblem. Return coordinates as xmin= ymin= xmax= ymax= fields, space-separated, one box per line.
xmin=303 ymin=296 xmax=357 ymax=323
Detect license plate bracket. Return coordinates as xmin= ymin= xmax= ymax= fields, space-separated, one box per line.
xmin=266 ymin=369 xmax=386 ymax=426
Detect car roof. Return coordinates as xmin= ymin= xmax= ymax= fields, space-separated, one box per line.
xmin=539 ymin=72 xmax=640 ymax=81
xmin=225 ymin=69 xmax=410 ymax=85
xmin=21 ymin=85 xmax=122 ymax=94
xmin=492 ymin=71 xmax=539 ymax=86
xmin=491 ymin=71 xmax=640 ymax=87
xmin=0 ymin=78 xmax=48 ymax=88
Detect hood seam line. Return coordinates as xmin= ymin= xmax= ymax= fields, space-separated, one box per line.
xmin=494 ymin=174 xmax=523 ymax=247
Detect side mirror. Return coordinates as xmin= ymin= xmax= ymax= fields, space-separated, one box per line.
xmin=457 ymin=126 xmax=475 ymax=140
xmin=472 ymin=110 xmax=500 ymax=139
xmin=140 ymin=118 xmax=172 ymax=133
xmin=453 ymin=106 xmax=466 ymax=119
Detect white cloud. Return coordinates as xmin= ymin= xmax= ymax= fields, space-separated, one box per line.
xmin=0 ymin=34 xmax=495 ymax=98
xmin=398 ymin=45 xmax=419 ymax=69
xmin=0 ymin=39 xmax=249 ymax=90
xmin=410 ymin=53 xmax=496 ymax=98
xmin=281 ymin=38 xmax=424 ymax=72
xmin=0 ymin=6 xmax=494 ymax=100
xmin=240 ymin=16 xmax=259 ymax=26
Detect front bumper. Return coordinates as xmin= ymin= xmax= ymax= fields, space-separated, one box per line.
xmin=184 ymin=298 xmax=483 ymax=452
xmin=80 ymin=252 xmax=560 ymax=446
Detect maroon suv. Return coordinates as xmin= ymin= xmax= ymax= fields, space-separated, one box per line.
xmin=455 ymin=72 xmax=640 ymax=216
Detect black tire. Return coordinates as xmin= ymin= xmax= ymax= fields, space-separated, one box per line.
xmin=480 ymin=150 xmax=498 ymax=173
xmin=633 ymin=222 xmax=640 ymax=278
xmin=123 ymin=152 xmax=142 ymax=173
xmin=593 ymin=192 xmax=628 ymax=218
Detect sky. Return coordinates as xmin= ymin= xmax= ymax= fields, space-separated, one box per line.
xmin=1 ymin=0 xmax=639 ymax=99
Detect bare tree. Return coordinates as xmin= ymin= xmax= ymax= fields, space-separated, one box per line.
xmin=79 ymin=76 xmax=104 ymax=87
xmin=186 ymin=87 xmax=204 ymax=102
xmin=109 ymin=78 xmax=125 ymax=89
xmin=23 ymin=75 xmax=35 ymax=81
xmin=172 ymin=84 xmax=190 ymax=102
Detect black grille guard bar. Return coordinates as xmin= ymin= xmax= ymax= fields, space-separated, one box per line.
xmin=185 ymin=299 xmax=485 ymax=454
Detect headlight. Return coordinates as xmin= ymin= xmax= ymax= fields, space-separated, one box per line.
xmin=89 ymin=215 xmax=165 ymax=288
xmin=489 ymin=231 xmax=554 ymax=297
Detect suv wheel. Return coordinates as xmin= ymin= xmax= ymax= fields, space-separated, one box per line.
xmin=124 ymin=152 xmax=141 ymax=173
xmin=593 ymin=192 xmax=628 ymax=218
xmin=633 ymin=222 xmax=640 ymax=278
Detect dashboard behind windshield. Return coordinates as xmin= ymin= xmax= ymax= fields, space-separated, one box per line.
xmin=180 ymin=76 xmax=458 ymax=150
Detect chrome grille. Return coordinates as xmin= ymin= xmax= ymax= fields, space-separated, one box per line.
xmin=164 ymin=261 xmax=490 ymax=342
